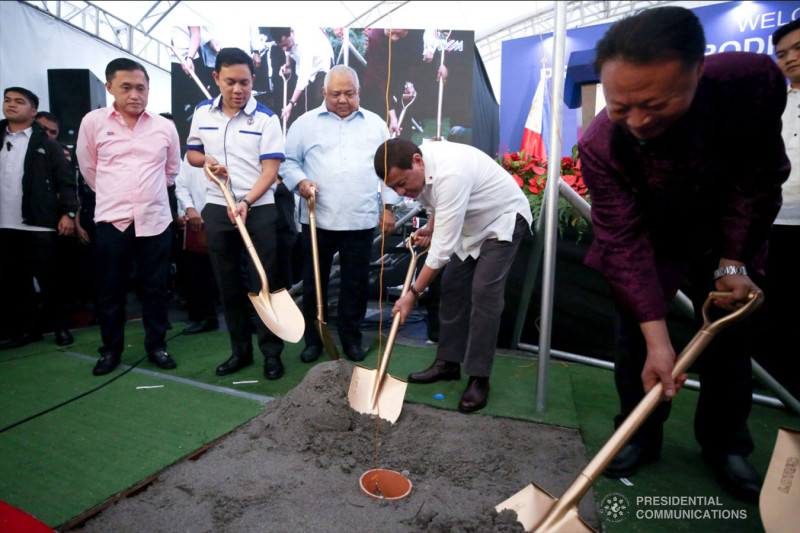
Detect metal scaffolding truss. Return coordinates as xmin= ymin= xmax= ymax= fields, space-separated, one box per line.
xmin=22 ymin=0 xmax=175 ymax=72
xmin=476 ymin=0 xmax=676 ymax=63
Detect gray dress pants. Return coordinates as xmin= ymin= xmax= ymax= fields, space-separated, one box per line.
xmin=436 ymin=214 xmax=529 ymax=377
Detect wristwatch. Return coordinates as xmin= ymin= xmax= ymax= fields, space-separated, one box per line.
xmin=712 ymin=265 xmax=747 ymax=280
xmin=384 ymin=204 xmax=399 ymax=213
xmin=409 ymin=284 xmax=422 ymax=298
xmin=66 ymin=212 xmax=75 ymax=219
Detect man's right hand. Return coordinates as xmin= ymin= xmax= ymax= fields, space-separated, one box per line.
xmin=639 ymin=320 xmax=687 ymax=400
xmin=298 ymin=179 xmax=319 ymax=199
xmin=412 ymin=227 xmax=432 ymax=248
xmin=186 ymin=207 xmax=203 ymax=231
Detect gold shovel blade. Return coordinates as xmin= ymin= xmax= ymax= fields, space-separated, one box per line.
xmin=496 ymin=483 xmax=595 ymax=532
xmin=348 ymin=365 xmax=407 ymax=424
xmin=248 ymin=288 xmax=304 ymax=343
xmin=760 ymin=427 xmax=800 ymax=533
xmin=316 ymin=319 xmax=340 ymax=360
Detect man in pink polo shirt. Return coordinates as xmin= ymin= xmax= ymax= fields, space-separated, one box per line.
xmin=76 ymin=58 xmax=181 ymax=376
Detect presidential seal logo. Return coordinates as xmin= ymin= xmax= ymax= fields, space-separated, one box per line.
xmin=599 ymin=493 xmax=630 ymax=523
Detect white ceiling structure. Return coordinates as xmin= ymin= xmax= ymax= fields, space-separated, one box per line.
xmin=22 ymin=0 xmax=723 ymax=97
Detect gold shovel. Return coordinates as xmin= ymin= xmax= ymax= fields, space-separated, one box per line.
xmin=760 ymin=427 xmax=800 ymax=533
xmin=496 ymin=290 xmax=763 ymax=532
xmin=306 ymin=192 xmax=339 ymax=360
xmin=204 ymin=164 xmax=304 ymax=343
xmin=348 ymin=236 xmax=428 ymax=423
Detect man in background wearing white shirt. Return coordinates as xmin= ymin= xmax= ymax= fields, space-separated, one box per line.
xmin=271 ymin=27 xmax=334 ymax=122
xmin=377 ymin=139 xmax=532 ymax=412
xmin=767 ymin=21 xmax=800 ymax=399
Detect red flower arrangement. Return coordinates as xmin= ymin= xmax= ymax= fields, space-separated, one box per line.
xmin=497 ymin=145 xmax=590 ymax=236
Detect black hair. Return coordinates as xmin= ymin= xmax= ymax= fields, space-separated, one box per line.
xmin=159 ymin=112 xmax=174 ymax=121
xmin=773 ymin=19 xmax=800 ymax=47
xmin=4 ymin=87 xmax=39 ymax=109
xmin=105 ymin=57 xmax=150 ymax=83
xmin=268 ymin=27 xmax=292 ymax=42
xmin=374 ymin=139 xmax=421 ymax=180
xmin=35 ymin=111 xmax=59 ymax=125
xmin=594 ymin=6 xmax=706 ymax=73
xmin=214 ymin=47 xmax=254 ymax=75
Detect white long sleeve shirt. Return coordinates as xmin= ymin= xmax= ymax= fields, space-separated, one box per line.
xmin=778 ymin=87 xmax=800 ymax=225
xmin=416 ymin=141 xmax=533 ymax=270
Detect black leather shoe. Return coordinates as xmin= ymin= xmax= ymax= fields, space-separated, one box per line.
xmin=216 ymin=354 xmax=253 ymax=376
xmin=458 ymin=376 xmax=490 ymax=413
xmin=408 ymin=359 xmax=461 ymax=384
xmin=343 ymin=344 xmax=366 ymax=362
xmin=703 ymin=452 xmax=762 ymax=503
xmin=0 ymin=332 xmax=44 ymax=350
xmin=182 ymin=319 xmax=219 ymax=335
xmin=148 ymin=350 xmax=177 ymax=370
xmin=603 ymin=442 xmax=661 ymax=479
xmin=93 ymin=353 xmax=121 ymax=376
xmin=264 ymin=356 xmax=285 ymax=380
xmin=300 ymin=345 xmax=321 ymax=363
xmin=55 ymin=328 xmax=74 ymax=347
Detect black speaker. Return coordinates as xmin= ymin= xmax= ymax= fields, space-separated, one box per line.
xmin=47 ymin=69 xmax=106 ymax=144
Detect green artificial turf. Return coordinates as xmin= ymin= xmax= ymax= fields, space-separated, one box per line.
xmin=2 ymin=318 xmax=797 ymax=532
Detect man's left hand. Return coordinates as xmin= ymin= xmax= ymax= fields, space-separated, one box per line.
xmin=57 ymin=215 xmax=75 ymax=236
xmin=392 ymin=292 xmax=415 ymax=324
xmin=379 ymin=208 xmax=396 ymax=234
xmin=228 ymin=201 xmax=248 ymax=226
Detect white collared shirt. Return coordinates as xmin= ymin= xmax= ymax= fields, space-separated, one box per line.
xmin=175 ymin=153 xmax=208 ymax=215
xmin=285 ymin=27 xmax=334 ymax=92
xmin=416 ymin=141 xmax=533 ymax=270
xmin=0 ymin=126 xmax=51 ymax=231
xmin=187 ymin=95 xmax=284 ymax=206
xmin=779 ymin=87 xmax=800 ymax=225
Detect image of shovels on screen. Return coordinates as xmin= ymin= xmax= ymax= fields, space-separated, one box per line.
xmin=203 ymin=164 xmax=304 ymax=343
xmin=348 ymin=235 xmax=429 ymax=423
xmin=306 ymin=189 xmax=339 ymax=360
xmin=496 ymin=291 xmax=765 ymax=532
xmin=391 ymin=82 xmax=416 ymax=139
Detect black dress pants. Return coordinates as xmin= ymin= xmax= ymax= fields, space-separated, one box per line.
xmin=203 ymin=203 xmax=284 ymax=359
xmin=0 ymin=228 xmax=65 ymax=336
xmin=614 ymin=257 xmax=756 ymax=457
xmin=301 ymin=225 xmax=373 ymax=350
xmin=95 ymin=223 xmax=171 ymax=356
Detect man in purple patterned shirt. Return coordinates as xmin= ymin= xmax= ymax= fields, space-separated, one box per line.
xmin=579 ymin=7 xmax=789 ymax=502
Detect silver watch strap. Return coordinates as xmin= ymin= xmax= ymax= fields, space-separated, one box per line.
xmin=712 ymin=265 xmax=747 ymax=280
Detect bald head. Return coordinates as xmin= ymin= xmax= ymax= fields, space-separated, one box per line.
xmin=323 ymin=65 xmax=360 ymax=119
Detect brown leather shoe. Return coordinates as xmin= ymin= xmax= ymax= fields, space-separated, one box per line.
xmin=458 ymin=376 xmax=490 ymax=412
xmin=408 ymin=359 xmax=461 ymax=384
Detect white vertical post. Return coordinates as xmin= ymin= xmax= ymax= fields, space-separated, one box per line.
xmin=536 ymin=1 xmax=568 ymax=413
xmin=343 ymin=27 xmax=350 ymax=66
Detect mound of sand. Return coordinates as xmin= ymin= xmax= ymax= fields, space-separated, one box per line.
xmin=78 ymin=360 xmax=597 ymax=532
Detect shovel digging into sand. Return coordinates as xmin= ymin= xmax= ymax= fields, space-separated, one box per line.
xmin=204 ymin=164 xmax=304 ymax=343
xmin=306 ymin=191 xmax=339 ymax=360
xmin=496 ymin=290 xmax=764 ymax=532
xmin=348 ymin=235 xmax=428 ymax=423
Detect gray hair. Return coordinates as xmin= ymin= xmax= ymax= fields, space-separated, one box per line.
xmin=324 ymin=65 xmax=359 ymax=91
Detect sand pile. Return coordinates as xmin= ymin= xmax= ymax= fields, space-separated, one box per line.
xmin=77 ymin=360 xmax=597 ymax=532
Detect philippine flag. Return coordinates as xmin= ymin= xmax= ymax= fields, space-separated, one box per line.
xmin=520 ymin=75 xmax=550 ymax=161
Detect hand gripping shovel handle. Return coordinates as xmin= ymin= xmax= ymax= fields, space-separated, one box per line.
xmin=370 ymin=235 xmax=429 ymax=407
xmin=170 ymin=44 xmax=212 ymax=100
xmin=534 ymin=290 xmax=764 ymax=532
xmin=307 ymin=192 xmax=340 ymax=359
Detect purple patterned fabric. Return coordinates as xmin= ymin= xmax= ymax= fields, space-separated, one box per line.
xmin=579 ymin=52 xmax=789 ymax=323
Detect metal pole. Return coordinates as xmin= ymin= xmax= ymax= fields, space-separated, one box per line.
xmin=343 ymin=27 xmax=350 ymax=66
xmin=536 ymin=1 xmax=567 ymax=413
xmin=518 ymin=343 xmax=794 ymax=412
